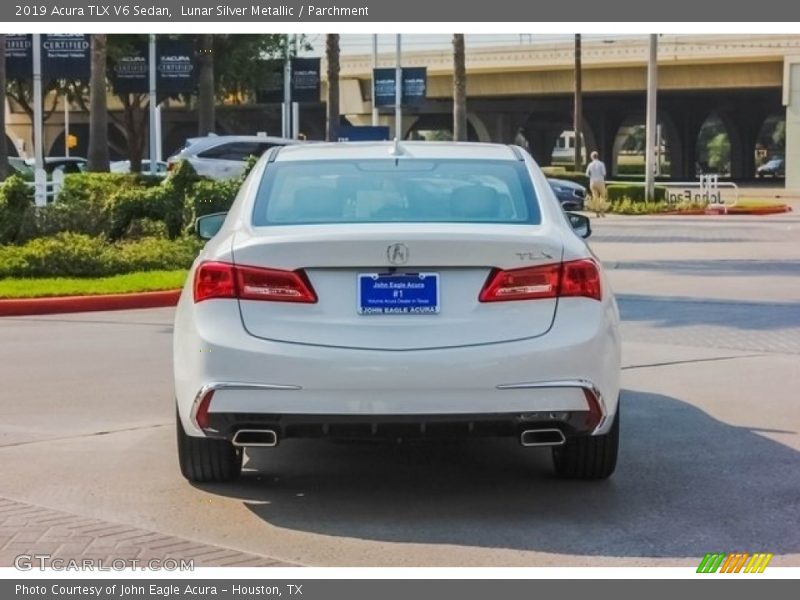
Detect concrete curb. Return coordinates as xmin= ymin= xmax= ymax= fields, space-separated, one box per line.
xmin=0 ymin=289 xmax=181 ymax=317
xmin=658 ymin=205 xmax=793 ymax=216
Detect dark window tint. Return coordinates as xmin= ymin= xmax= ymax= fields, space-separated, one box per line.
xmin=198 ymin=142 xmax=274 ymax=161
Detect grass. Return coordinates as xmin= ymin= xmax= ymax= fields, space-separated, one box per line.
xmin=0 ymin=270 xmax=187 ymax=299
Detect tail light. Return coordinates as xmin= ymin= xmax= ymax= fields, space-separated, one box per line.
xmin=479 ymin=264 xmax=561 ymax=302
xmin=479 ymin=259 xmax=601 ymax=302
xmin=560 ymin=259 xmax=602 ymax=301
xmin=193 ymin=261 xmax=317 ymax=303
xmin=193 ymin=389 xmax=214 ymax=430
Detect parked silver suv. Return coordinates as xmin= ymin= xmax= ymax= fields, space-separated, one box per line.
xmin=167 ymin=135 xmax=300 ymax=179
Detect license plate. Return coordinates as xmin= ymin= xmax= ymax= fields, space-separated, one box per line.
xmin=358 ymin=273 xmax=440 ymax=315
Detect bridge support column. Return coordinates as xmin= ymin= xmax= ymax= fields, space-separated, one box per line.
xmin=588 ymin=112 xmax=624 ymax=178
xmin=677 ymin=111 xmax=704 ymax=180
xmin=525 ymin=123 xmax=567 ymax=167
xmin=483 ymin=112 xmax=527 ymax=144
xmin=785 ymin=56 xmax=800 ymax=189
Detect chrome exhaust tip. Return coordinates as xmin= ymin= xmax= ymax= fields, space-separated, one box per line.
xmin=232 ymin=429 xmax=278 ymax=447
xmin=520 ymin=428 xmax=566 ymax=447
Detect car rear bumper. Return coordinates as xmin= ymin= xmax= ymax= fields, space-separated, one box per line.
xmin=203 ymin=407 xmax=602 ymax=444
xmin=174 ymin=294 xmax=621 ymax=439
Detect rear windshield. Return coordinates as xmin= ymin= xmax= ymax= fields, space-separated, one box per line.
xmin=251 ymin=159 xmax=540 ymax=226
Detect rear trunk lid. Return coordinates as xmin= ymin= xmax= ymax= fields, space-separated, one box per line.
xmin=233 ymin=223 xmax=562 ymax=350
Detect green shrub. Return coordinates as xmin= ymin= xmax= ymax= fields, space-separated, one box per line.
xmin=615 ymin=164 xmax=645 ymax=176
xmin=17 ymin=173 xmax=137 ymax=242
xmin=115 ymin=236 xmax=202 ymax=273
xmin=187 ymin=178 xmax=240 ymax=220
xmin=0 ymin=233 xmax=203 ymax=278
xmin=609 ymin=198 xmax=667 ymax=215
xmin=0 ymin=175 xmax=33 ymax=244
xmin=606 ymin=184 xmax=667 ymax=203
xmin=107 ymin=161 xmax=199 ymax=241
xmin=0 ymin=232 xmax=114 ymax=277
xmin=1 ymin=164 xmax=214 ymax=244
xmin=541 ymin=166 xmax=567 ymax=176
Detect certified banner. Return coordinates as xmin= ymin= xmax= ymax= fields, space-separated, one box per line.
xmin=291 ymin=57 xmax=322 ymax=103
xmin=41 ymin=34 xmax=91 ymax=84
xmin=4 ymin=34 xmax=33 ymax=80
xmin=156 ymin=39 xmax=196 ymax=99
xmin=373 ymin=67 xmax=428 ymax=107
xmin=110 ymin=42 xmax=149 ymax=95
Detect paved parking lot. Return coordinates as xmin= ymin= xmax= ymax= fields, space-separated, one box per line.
xmin=1 ymin=212 xmax=799 ymax=567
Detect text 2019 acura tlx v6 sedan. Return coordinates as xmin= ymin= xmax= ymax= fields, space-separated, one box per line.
xmin=174 ymin=141 xmax=621 ymax=483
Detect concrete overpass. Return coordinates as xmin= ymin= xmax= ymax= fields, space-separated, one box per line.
xmin=334 ymin=34 xmax=800 ymax=184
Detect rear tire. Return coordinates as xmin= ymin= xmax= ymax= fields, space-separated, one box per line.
xmin=177 ymin=411 xmax=242 ymax=482
xmin=552 ymin=402 xmax=619 ymax=479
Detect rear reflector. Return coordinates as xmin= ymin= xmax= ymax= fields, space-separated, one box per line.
xmin=479 ymin=259 xmax=601 ymax=302
xmin=194 ymin=389 xmax=214 ymax=431
xmin=193 ymin=261 xmax=317 ymax=303
xmin=582 ymin=387 xmax=604 ymax=432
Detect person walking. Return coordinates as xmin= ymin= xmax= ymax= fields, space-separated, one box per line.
xmin=585 ymin=150 xmax=607 ymax=217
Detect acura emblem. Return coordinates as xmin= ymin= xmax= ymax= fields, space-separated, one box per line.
xmin=386 ymin=243 xmax=409 ymax=265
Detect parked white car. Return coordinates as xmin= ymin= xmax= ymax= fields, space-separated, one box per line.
xmin=174 ymin=141 xmax=621 ymax=482
xmin=167 ymin=135 xmax=300 ymax=179
xmin=110 ymin=159 xmax=168 ymax=176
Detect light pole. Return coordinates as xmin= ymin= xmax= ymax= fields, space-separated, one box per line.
xmin=394 ymin=34 xmax=402 ymax=140
xmin=32 ymin=34 xmax=45 ymax=206
xmin=371 ymin=34 xmax=379 ymax=127
xmin=644 ymin=34 xmax=658 ymax=202
xmin=148 ymin=34 xmax=157 ymax=176
xmin=574 ymin=34 xmax=583 ymax=172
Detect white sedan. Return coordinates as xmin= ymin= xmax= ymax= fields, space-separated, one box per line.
xmin=174 ymin=141 xmax=621 ymax=482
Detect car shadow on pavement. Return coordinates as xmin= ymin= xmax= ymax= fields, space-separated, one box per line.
xmin=195 ymin=390 xmax=800 ymax=559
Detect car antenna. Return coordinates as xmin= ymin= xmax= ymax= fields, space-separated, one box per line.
xmin=389 ymin=137 xmax=404 ymax=157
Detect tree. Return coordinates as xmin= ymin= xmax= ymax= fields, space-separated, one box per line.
xmin=573 ymin=34 xmax=583 ymax=171
xmin=325 ymin=34 xmax=340 ymax=142
xmin=196 ymin=34 xmax=215 ymax=135
xmin=5 ymin=79 xmax=66 ymax=154
xmin=0 ymin=34 xmax=8 ymax=181
xmin=452 ymin=34 xmax=467 ymax=142
xmin=5 ymin=35 xmax=292 ymax=171
xmin=87 ymin=34 xmax=110 ymax=171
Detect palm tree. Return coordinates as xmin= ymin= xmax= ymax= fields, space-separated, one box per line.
xmin=452 ymin=34 xmax=467 ymax=142
xmin=197 ymin=34 xmax=215 ymax=135
xmin=87 ymin=34 xmax=109 ymax=172
xmin=0 ymin=34 xmax=8 ymax=181
xmin=325 ymin=34 xmax=340 ymax=142
xmin=573 ymin=34 xmax=583 ymax=172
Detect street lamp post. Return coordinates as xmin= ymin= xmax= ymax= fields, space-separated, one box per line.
xmin=644 ymin=34 xmax=658 ymax=202
xmin=32 ymin=34 xmax=46 ymax=207
xmin=148 ymin=34 xmax=157 ymax=176
xmin=394 ymin=34 xmax=402 ymax=140
xmin=371 ymin=34 xmax=379 ymax=127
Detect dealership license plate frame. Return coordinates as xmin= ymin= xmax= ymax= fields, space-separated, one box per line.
xmin=357 ymin=272 xmax=440 ymax=315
